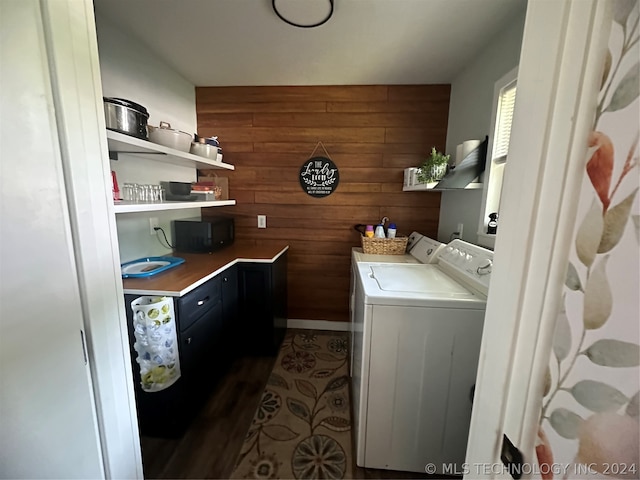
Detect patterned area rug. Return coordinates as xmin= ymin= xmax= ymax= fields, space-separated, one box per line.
xmin=231 ymin=329 xmax=352 ymax=479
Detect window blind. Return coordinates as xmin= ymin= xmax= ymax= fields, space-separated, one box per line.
xmin=493 ymin=81 xmax=517 ymax=164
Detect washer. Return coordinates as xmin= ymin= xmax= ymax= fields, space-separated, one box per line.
xmin=349 ymin=233 xmax=445 ymax=376
xmin=351 ymin=239 xmax=494 ymax=474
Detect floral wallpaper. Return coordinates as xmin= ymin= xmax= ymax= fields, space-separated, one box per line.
xmin=536 ymin=1 xmax=639 ymax=479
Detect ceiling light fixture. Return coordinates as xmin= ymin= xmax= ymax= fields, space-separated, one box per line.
xmin=272 ymin=0 xmax=334 ymax=28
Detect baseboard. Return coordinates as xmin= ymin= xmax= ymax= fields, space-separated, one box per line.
xmin=287 ymin=319 xmax=350 ymax=332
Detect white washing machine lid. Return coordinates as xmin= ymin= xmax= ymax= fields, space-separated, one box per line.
xmin=357 ymin=263 xmax=485 ymax=308
xmin=370 ymin=264 xmax=471 ymax=296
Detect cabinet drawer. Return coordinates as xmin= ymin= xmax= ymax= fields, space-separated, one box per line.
xmin=178 ymin=276 xmax=221 ymax=332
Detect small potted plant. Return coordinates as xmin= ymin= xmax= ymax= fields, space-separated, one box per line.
xmin=417 ymin=147 xmax=450 ymax=183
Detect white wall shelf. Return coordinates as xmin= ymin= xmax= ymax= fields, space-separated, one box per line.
xmin=476 ymin=232 xmax=496 ymax=250
xmin=106 ymin=130 xmax=235 ymax=171
xmin=114 ymin=199 xmax=236 ymax=214
xmin=403 ymin=182 xmax=483 ymax=191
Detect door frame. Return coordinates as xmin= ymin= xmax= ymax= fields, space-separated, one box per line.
xmin=465 ymin=0 xmax=612 ymax=476
xmin=41 ymin=1 xmax=143 ymax=478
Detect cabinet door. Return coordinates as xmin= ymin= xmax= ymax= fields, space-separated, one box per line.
xmin=237 ymin=252 xmax=288 ymax=355
xmin=180 ymin=300 xmax=223 ymax=376
xmin=124 ymin=290 xmax=224 ymax=436
xmin=123 ymin=294 xmax=186 ymax=437
xmin=221 ymin=264 xmax=238 ymax=332
xmin=237 ymin=263 xmax=273 ymax=354
xmin=271 ymin=251 xmax=288 ymax=345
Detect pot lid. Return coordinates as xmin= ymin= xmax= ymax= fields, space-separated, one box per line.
xmin=103 ymin=97 xmax=149 ymax=117
xmin=152 ymin=121 xmax=191 ymax=136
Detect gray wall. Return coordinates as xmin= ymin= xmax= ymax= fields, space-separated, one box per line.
xmin=95 ymin=15 xmax=201 ymax=262
xmin=438 ymin=6 xmax=527 ymax=245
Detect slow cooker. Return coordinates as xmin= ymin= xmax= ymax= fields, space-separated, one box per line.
xmin=103 ymin=97 xmax=149 ymax=140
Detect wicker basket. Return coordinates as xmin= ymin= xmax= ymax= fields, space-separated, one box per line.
xmin=361 ymin=236 xmax=408 ymax=255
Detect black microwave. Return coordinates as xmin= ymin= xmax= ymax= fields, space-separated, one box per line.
xmin=173 ymin=216 xmax=234 ymax=253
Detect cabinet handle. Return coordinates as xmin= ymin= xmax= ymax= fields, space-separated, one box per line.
xmin=186 ymin=337 xmax=192 ymax=344
xmin=223 ymin=277 xmax=228 ymax=282
xmin=197 ymin=296 xmax=210 ymax=306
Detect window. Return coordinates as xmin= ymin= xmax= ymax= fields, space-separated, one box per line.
xmin=477 ymin=66 xmax=518 ymax=248
xmin=493 ymin=80 xmax=517 ymax=165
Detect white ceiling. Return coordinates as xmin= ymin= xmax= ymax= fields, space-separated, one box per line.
xmin=93 ymin=0 xmax=527 ymax=87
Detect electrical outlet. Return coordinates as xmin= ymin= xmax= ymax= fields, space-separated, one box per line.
xmin=257 ymin=215 xmax=267 ymax=229
xmin=149 ymin=217 xmax=159 ymax=235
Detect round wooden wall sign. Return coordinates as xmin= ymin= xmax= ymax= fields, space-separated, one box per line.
xmin=299 ymin=156 xmax=339 ymax=198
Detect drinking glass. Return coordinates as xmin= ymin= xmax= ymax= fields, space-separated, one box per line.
xmin=122 ymin=183 xmax=134 ymax=201
xmin=132 ymin=183 xmax=141 ymax=203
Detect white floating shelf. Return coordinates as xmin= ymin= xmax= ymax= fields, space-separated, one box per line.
xmin=114 ymin=199 xmax=236 ymax=214
xmin=106 ymin=130 xmax=234 ymax=171
xmin=403 ymin=182 xmax=483 ymax=191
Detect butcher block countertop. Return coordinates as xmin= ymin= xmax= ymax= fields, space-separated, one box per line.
xmin=121 ymin=243 xmax=289 ymax=297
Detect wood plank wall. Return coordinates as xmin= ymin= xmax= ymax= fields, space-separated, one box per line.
xmin=196 ymin=85 xmax=450 ymax=322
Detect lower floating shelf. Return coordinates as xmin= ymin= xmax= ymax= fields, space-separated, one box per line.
xmin=403 ymin=182 xmax=483 ymax=191
xmin=114 ymin=199 xmax=236 ymax=213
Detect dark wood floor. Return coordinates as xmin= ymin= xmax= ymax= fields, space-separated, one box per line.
xmin=139 ymin=330 xmax=438 ymax=479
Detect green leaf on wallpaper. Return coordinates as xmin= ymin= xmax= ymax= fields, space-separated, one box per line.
xmin=599 ymin=188 xmax=638 ymax=253
xmin=632 ymin=215 xmax=640 ymax=243
xmin=549 ymin=408 xmax=583 ymax=439
xmin=570 ymin=380 xmax=629 ymax=413
xmin=583 ymin=255 xmax=612 ymax=330
xmin=575 ymin=199 xmax=604 ymax=267
xmin=565 ymin=261 xmax=583 ymax=291
xmin=553 ymin=298 xmax=572 ymax=361
xmin=584 ymin=339 xmax=640 ymax=367
xmin=605 ymin=61 xmax=639 ymax=113
xmin=626 ymin=391 xmax=639 ymax=419
xmin=614 ymin=0 xmax=637 ymax=25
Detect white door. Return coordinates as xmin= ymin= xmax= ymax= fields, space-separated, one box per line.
xmin=1 ymin=1 xmax=143 ymax=478
xmin=0 ymin=1 xmax=104 ymax=477
xmin=465 ymin=1 xmax=638 ymax=478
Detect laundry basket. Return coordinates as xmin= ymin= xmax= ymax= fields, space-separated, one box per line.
xmin=361 ymin=236 xmax=408 ymax=255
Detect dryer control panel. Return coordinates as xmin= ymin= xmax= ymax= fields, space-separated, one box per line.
xmin=409 ymin=236 xmax=445 ymax=264
xmin=437 ymin=239 xmax=494 ymax=295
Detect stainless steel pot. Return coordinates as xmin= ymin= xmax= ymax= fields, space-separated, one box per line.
xmin=103 ymin=97 xmax=149 ymax=140
xmin=189 ymin=139 xmax=220 ymax=160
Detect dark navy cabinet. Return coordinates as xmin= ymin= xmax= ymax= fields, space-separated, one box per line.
xmin=237 ymin=251 xmax=287 ymax=355
xmin=221 ymin=264 xmax=239 ymax=354
xmin=124 ymin=252 xmax=287 ymax=437
xmin=125 ymin=273 xmax=225 ymax=437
